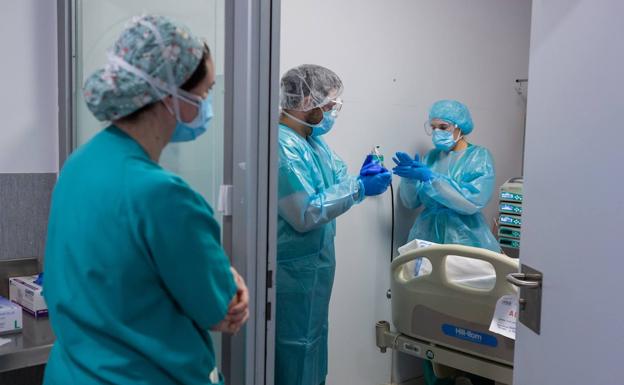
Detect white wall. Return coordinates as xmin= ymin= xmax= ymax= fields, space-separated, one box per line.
xmin=280 ymin=1 xmax=531 ymax=383
xmin=0 ymin=0 xmax=58 ymax=173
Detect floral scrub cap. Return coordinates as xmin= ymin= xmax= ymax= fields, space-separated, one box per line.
xmin=83 ymin=15 xmax=205 ymax=121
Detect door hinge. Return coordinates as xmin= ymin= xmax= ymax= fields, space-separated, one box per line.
xmin=266 ymin=301 xmax=272 ymax=321
xmin=217 ymin=185 xmax=233 ymax=216
xmin=267 ymin=269 xmax=273 ymax=288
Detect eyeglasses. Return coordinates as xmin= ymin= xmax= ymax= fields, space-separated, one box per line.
xmin=321 ymin=98 xmax=343 ymax=116
xmin=424 ymin=120 xmax=457 ymax=136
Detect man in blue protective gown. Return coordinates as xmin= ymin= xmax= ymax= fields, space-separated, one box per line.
xmin=393 ymin=99 xmax=499 ymax=385
xmin=275 ymin=64 xmax=392 ymax=385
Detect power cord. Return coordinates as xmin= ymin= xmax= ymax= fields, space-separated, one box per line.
xmin=390 ymin=182 xmax=395 ymax=263
xmin=372 ymin=145 xmax=396 ymax=264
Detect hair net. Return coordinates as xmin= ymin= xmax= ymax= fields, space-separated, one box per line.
xmin=428 ymin=100 xmax=474 ymax=135
xmin=83 ymin=15 xmax=205 ymax=121
xmin=280 ymin=64 xmax=344 ymax=112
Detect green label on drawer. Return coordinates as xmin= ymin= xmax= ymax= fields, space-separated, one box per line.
xmin=499 ymin=237 xmax=520 ymax=249
xmin=499 ymin=214 xmax=521 ymax=227
xmin=499 ymin=202 xmax=522 ymax=214
xmin=499 ymin=227 xmax=521 ymax=239
xmin=500 ymin=191 xmax=523 ymax=202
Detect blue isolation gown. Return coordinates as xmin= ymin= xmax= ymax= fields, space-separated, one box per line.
xmin=400 ymin=144 xmax=500 ymax=252
xmin=275 ymin=124 xmax=363 ymax=385
xmin=43 ymin=126 xmax=236 ymax=385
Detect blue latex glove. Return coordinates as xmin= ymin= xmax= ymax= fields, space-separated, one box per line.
xmin=392 ymin=151 xmax=425 ymax=168
xmin=359 ymin=154 xmax=392 ymax=196
xmin=360 ymin=171 xmax=392 ymax=196
xmin=392 ymin=152 xmax=433 ymax=181
xmin=359 ymin=154 xmax=385 ymax=176
xmin=392 ymin=151 xmax=415 ymax=167
xmin=34 ymin=272 xmax=44 ymax=286
xmin=393 ymin=165 xmax=433 ymax=181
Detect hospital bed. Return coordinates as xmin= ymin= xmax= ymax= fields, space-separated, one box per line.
xmin=375 ymin=243 xmax=520 ymax=384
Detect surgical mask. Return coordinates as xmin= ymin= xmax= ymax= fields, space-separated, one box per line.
xmin=282 ymin=109 xmax=337 ymax=136
xmin=432 ymin=130 xmax=461 ymax=151
xmin=168 ymin=93 xmax=213 ymax=142
xmin=310 ymin=111 xmax=336 ymax=137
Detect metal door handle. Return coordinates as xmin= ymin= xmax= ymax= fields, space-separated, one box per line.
xmin=514 ymin=265 xmax=543 ymax=335
xmin=506 ymin=272 xmax=541 ymax=288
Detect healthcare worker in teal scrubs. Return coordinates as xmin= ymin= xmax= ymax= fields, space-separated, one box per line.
xmin=276 ymin=64 xmax=392 ymax=385
xmin=43 ymin=15 xmax=249 ymax=385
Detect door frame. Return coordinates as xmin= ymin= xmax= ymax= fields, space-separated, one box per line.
xmin=57 ymin=0 xmax=74 ymax=168
xmin=222 ymin=0 xmax=279 ymax=384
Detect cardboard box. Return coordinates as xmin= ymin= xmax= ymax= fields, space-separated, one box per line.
xmin=0 ymin=296 xmax=23 ymax=334
xmin=9 ymin=276 xmax=48 ymax=318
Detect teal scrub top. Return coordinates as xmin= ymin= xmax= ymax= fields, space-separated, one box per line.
xmin=43 ymin=126 xmax=237 ymax=385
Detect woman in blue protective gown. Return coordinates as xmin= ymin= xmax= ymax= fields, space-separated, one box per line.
xmin=43 ymin=15 xmax=248 ymax=385
xmin=393 ymin=99 xmax=500 ymax=252
xmin=393 ymin=99 xmax=499 ymax=385
xmin=275 ymin=64 xmax=392 ymax=385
